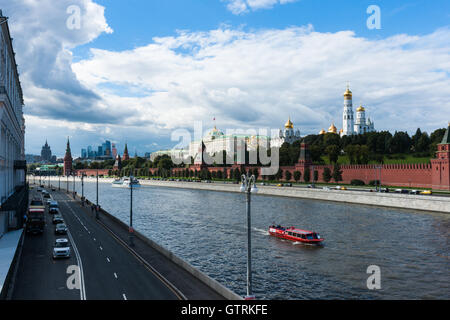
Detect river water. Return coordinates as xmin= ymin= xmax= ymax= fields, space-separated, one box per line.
xmin=73 ymin=181 xmax=449 ymax=299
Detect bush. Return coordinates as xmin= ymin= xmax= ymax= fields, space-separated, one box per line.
xmin=350 ymin=179 xmax=365 ymax=186
xmin=369 ymin=180 xmax=380 ymax=186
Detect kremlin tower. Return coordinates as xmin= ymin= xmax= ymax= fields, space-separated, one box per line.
xmin=123 ymin=143 xmax=130 ymax=161
xmin=63 ymin=137 xmax=73 ymax=176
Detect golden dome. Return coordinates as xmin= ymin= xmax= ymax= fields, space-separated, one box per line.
xmin=328 ymin=123 xmax=337 ymax=134
xmin=343 ymin=85 xmax=352 ymax=99
xmin=319 ymin=129 xmax=326 ymax=135
xmin=356 ymin=105 xmax=365 ymax=112
xmin=285 ymin=117 xmax=294 ymax=129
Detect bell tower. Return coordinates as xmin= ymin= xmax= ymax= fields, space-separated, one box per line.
xmin=342 ymin=84 xmax=354 ymax=136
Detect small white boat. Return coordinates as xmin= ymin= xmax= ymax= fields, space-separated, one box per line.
xmin=111 ymin=177 xmax=141 ymax=188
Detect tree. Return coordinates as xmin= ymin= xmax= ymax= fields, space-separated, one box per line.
xmin=323 ymin=167 xmax=332 ymax=183
xmin=293 ymin=171 xmax=301 ymax=183
xmin=313 ymin=170 xmax=318 ymax=183
xmin=275 ymin=168 xmax=283 ymax=181
xmin=303 ymin=167 xmax=310 ymax=183
xmin=332 ymin=164 xmax=343 ymax=183
xmin=391 ymin=131 xmax=411 ymax=154
xmin=325 ymin=144 xmax=340 ymax=164
xmin=252 ymin=168 xmax=259 ymax=181
xmin=285 ymin=170 xmax=292 ymax=181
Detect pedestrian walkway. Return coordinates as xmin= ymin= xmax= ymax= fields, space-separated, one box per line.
xmin=0 ymin=229 xmax=23 ymax=294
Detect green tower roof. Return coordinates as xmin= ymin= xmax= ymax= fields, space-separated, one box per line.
xmin=441 ymin=123 xmax=450 ymax=144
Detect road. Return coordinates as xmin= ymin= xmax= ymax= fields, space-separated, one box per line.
xmin=12 ymin=187 xmax=180 ymax=300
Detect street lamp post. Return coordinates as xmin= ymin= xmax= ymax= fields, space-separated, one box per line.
xmin=73 ymin=174 xmax=76 ymax=197
xmin=81 ymin=173 xmax=85 ymax=206
xmin=240 ymin=172 xmax=258 ymax=300
xmin=96 ymin=170 xmax=99 ymax=219
xmin=59 ymin=175 xmax=60 ymax=191
xmin=129 ymin=176 xmax=134 ymax=247
xmin=66 ymin=175 xmax=69 ymax=193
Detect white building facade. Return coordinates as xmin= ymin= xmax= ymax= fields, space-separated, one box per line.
xmin=0 ymin=11 xmax=26 ymax=235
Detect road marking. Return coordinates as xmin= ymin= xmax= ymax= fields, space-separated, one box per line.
xmin=122 ymin=293 xmax=127 ymax=300
xmin=106 ymin=257 xmax=111 ymax=263
xmin=67 ymin=230 xmax=87 ymax=300
xmin=114 ymin=273 xmax=118 ymax=279
xmin=93 ymin=238 xmax=96 ymax=241
xmin=99 ymin=246 xmax=103 ymax=251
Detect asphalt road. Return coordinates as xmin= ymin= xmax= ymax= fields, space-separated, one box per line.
xmin=12 ymin=187 xmax=179 ymax=300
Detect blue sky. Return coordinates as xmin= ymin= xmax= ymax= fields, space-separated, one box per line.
xmin=74 ymin=0 xmax=449 ymax=56
xmin=1 ymin=0 xmax=449 ymax=157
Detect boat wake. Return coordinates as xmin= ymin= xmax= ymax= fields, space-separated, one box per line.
xmin=253 ymin=227 xmax=269 ymax=236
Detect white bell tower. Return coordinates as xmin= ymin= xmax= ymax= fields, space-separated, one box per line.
xmin=342 ymin=84 xmax=354 ymax=136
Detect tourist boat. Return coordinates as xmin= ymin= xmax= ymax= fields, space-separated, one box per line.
xmin=111 ymin=177 xmax=141 ymax=188
xmin=268 ymin=225 xmax=324 ymax=245
xmin=112 ymin=178 xmax=124 ymax=187
xmin=122 ymin=176 xmax=141 ymax=188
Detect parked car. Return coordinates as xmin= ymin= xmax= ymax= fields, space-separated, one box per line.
xmin=322 ymin=186 xmax=331 ymax=191
xmin=53 ymin=238 xmax=71 ymax=259
xmin=51 ymin=187 xmax=56 ymax=191
xmin=52 ymin=214 xmax=64 ymax=225
xmin=277 ymin=183 xmax=283 ymax=187
xmin=410 ymin=190 xmax=420 ymax=195
xmin=420 ymin=190 xmax=432 ymax=195
xmin=55 ymin=223 xmax=68 ymax=235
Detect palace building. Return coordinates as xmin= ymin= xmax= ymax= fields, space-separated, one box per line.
xmin=0 ymin=10 xmax=27 ymax=235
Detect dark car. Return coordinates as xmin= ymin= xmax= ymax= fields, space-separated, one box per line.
xmin=30 ymin=198 xmax=44 ymax=206
xmin=52 ymin=214 xmax=64 ymax=224
xmin=55 ymin=223 xmax=68 ymax=235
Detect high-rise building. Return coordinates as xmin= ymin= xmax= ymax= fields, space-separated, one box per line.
xmin=81 ymin=148 xmax=87 ymax=159
xmin=40 ymin=140 xmax=52 ymax=162
xmin=112 ymin=143 xmax=117 ymax=159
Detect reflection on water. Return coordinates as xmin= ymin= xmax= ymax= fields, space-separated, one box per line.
xmin=75 ymin=181 xmax=450 ymax=299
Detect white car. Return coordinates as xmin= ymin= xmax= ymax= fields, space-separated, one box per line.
xmin=53 ymin=238 xmax=71 ymax=259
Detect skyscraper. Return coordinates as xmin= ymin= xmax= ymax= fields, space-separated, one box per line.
xmin=40 ymin=140 xmax=52 ymax=162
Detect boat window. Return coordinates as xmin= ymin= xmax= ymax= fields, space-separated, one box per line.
xmin=287 ymin=232 xmax=292 ymax=236
xmin=306 ymin=234 xmax=313 ymax=240
xmin=301 ymin=234 xmax=306 ymax=239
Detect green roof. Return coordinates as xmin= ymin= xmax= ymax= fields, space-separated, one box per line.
xmin=441 ymin=123 xmax=450 ymax=144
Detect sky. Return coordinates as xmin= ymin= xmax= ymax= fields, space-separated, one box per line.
xmin=1 ymin=0 xmax=449 ymax=157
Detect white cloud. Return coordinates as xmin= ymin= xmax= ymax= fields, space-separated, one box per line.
xmin=72 ymin=26 xmax=450 ymax=137
xmin=223 ymin=0 xmax=299 ymax=14
xmin=2 ymin=0 xmax=113 ymax=122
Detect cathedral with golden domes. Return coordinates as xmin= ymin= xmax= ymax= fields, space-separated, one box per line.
xmin=271 ymin=117 xmax=302 ymax=148
xmin=319 ymin=85 xmax=375 ymax=136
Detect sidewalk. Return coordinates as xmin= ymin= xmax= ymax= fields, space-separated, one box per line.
xmin=0 ymin=229 xmax=24 ymax=296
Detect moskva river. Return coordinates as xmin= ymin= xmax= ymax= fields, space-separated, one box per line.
xmin=74 ymin=181 xmax=449 ymax=299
